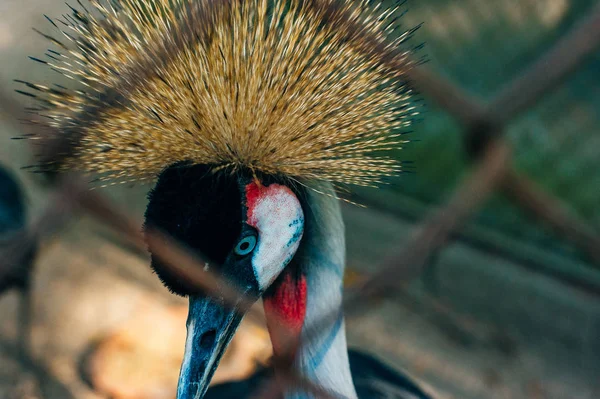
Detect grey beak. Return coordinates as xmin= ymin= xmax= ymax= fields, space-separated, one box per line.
xmin=176 ymin=295 xmax=244 ymax=399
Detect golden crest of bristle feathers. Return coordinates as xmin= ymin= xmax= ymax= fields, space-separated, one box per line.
xmin=20 ymin=0 xmax=421 ymax=187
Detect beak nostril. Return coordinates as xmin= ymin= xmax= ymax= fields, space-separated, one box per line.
xmin=200 ymin=329 xmax=217 ymax=350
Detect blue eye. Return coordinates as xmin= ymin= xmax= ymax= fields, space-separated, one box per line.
xmin=234 ymin=235 xmax=257 ymax=256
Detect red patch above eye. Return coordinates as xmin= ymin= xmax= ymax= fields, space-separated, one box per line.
xmin=245 ymin=181 xmax=295 ymax=227
xmin=244 ymin=181 xmax=262 ymax=220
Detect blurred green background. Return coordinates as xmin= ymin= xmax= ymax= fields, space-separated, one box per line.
xmin=354 ymin=0 xmax=600 ymax=285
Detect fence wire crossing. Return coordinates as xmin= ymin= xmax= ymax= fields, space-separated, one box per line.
xmin=1 ymin=1 xmax=600 ymax=398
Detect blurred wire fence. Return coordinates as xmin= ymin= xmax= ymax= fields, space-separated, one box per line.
xmin=1 ymin=0 xmax=600 ymax=398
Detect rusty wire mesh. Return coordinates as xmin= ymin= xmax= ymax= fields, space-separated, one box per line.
xmin=1 ymin=0 xmax=600 ymax=398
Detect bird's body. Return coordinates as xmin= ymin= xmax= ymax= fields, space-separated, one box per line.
xmin=206 ymin=349 xmax=431 ymax=399
xmin=0 ymin=165 xmax=35 ymax=358
xmin=0 ymin=165 xmax=33 ymax=295
xmin=20 ymin=0 xmax=428 ymax=398
xmin=0 ymin=166 xmax=26 ymax=236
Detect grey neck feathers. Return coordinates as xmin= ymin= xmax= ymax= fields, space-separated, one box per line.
xmin=286 ymin=183 xmax=358 ymax=399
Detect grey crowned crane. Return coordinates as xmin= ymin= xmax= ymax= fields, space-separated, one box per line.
xmin=19 ymin=0 xmax=430 ymax=398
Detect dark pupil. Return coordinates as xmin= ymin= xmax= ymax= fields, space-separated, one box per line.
xmin=240 ymin=241 xmax=250 ymax=250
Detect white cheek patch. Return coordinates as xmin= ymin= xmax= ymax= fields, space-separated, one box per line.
xmin=246 ymin=183 xmax=304 ymax=290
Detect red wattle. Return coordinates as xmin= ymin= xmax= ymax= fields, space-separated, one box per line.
xmin=263 ymin=272 xmax=307 ymax=356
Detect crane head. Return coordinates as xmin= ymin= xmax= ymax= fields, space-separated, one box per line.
xmin=144 ymin=163 xmax=304 ymax=399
